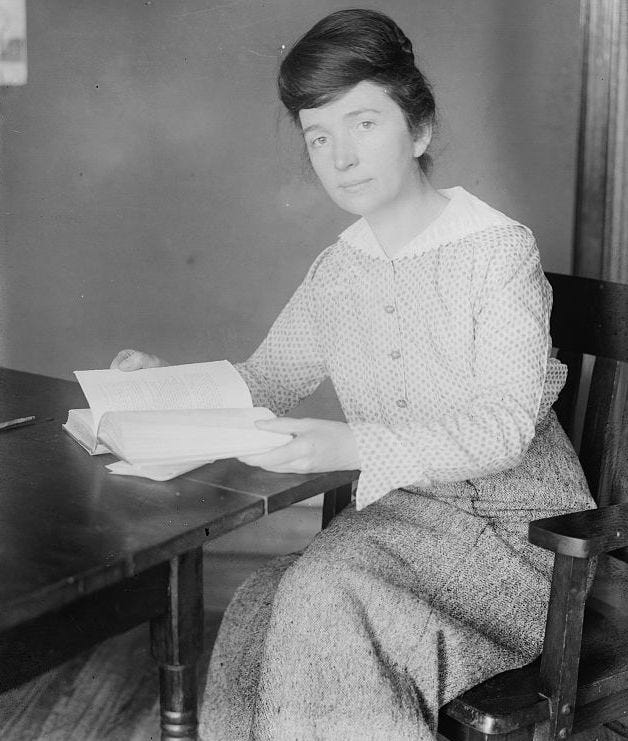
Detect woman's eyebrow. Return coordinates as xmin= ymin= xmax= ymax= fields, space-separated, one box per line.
xmin=345 ymin=108 xmax=382 ymax=119
xmin=302 ymin=123 xmax=325 ymax=136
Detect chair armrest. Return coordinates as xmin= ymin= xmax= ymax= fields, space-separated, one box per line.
xmin=529 ymin=503 xmax=628 ymax=558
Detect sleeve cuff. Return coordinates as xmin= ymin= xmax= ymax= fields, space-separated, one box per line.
xmin=350 ymin=422 xmax=430 ymax=510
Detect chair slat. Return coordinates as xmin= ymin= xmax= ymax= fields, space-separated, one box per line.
xmin=553 ymin=349 xmax=583 ymax=442
xmin=546 ymin=273 xmax=628 ymax=363
xmin=579 ymin=357 xmax=624 ymax=503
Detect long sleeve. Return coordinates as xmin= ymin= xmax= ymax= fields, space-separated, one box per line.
xmin=350 ymin=234 xmax=557 ymax=510
xmin=235 ymin=258 xmax=329 ymax=416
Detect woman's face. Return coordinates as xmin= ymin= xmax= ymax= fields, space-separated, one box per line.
xmin=299 ymin=80 xmax=430 ymax=219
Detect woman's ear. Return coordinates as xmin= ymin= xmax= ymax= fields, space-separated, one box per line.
xmin=412 ymin=123 xmax=432 ymax=159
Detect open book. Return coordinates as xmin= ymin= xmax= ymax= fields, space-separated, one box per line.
xmin=63 ymin=361 xmax=291 ymax=481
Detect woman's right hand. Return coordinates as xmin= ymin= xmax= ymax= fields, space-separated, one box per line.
xmin=110 ymin=349 xmax=169 ymax=371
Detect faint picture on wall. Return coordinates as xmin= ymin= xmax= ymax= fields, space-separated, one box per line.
xmin=0 ymin=0 xmax=26 ymax=85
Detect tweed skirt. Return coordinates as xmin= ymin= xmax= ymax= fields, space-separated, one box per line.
xmin=199 ymin=411 xmax=594 ymax=741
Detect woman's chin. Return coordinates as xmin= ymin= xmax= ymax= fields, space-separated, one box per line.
xmin=329 ymin=193 xmax=379 ymax=218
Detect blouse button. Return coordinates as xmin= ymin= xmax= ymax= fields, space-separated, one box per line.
xmin=390 ymin=350 xmax=401 ymax=360
xmin=384 ymin=304 xmax=396 ymax=314
xmin=396 ymin=399 xmax=407 ymax=408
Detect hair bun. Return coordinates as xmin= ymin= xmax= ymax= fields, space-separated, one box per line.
xmin=396 ymin=32 xmax=414 ymax=64
xmin=392 ymin=28 xmax=414 ymax=63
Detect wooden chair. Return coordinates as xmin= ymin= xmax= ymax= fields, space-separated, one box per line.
xmin=322 ymin=272 xmax=628 ymax=741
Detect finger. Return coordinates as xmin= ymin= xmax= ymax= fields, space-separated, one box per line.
xmin=110 ymin=349 xmax=138 ymax=370
xmin=237 ymin=437 xmax=309 ymax=468
xmin=237 ymin=455 xmax=312 ymax=474
xmin=254 ymin=417 xmax=311 ymax=433
xmin=118 ymin=351 xmax=148 ymax=371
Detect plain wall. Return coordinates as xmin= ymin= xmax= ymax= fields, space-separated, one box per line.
xmin=0 ymin=0 xmax=581 ymax=418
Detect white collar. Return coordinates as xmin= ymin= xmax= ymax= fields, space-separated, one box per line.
xmin=338 ymin=187 xmax=522 ymax=260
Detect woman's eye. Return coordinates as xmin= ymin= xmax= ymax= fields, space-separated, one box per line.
xmin=309 ymin=136 xmax=327 ymax=148
xmin=357 ymin=120 xmax=375 ymax=131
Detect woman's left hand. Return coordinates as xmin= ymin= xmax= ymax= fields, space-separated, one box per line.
xmin=237 ymin=418 xmax=361 ymax=474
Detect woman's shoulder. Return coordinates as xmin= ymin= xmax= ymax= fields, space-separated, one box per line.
xmin=464 ymin=220 xmax=537 ymax=265
xmin=443 ymin=187 xmax=534 ymax=246
xmin=443 ymin=189 xmax=537 ymax=270
xmin=436 ymin=189 xmax=547 ymax=300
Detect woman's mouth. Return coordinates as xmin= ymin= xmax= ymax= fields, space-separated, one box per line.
xmin=339 ymin=178 xmax=372 ymax=193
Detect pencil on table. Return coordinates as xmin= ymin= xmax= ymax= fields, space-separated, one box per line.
xmin=0 ymin=415 xmax=36 ymax=431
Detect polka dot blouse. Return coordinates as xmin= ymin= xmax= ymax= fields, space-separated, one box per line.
xmin=236 ymin=187 xmax=566 ymax=510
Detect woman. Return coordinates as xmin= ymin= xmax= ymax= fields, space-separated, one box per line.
xmin=112 ymin=9 xmax=594 ymax=740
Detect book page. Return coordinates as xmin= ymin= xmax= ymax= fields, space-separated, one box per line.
xmin=106 ymin=459 xmax=214 ymax=481
xmin=62 ymin=408 xmax=109 ymax=455
xmin=74 ymin=361 xmax=252 ymax=426
xmin=96 ymin=407 xmax=291 ymax=465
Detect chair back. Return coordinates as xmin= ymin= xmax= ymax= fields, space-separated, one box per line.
xmin=546 ymin=272 xmax=628 ymax=510
xmin=438 ymin=274 xmax=628 ymax=741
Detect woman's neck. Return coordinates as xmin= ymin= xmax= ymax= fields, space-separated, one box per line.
xmin=365 ymin=175 xmax=450 ymax=259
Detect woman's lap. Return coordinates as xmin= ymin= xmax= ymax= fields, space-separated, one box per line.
xmin=200 ymin=487 xmax=554 ymax=740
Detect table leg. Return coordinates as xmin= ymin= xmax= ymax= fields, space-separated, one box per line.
xmin=322 ymin=482 xmax=353 ymax=528
xmin=150 ymin=547 xmax=203 ymax=741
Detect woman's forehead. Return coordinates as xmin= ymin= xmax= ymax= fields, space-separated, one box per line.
xmin=298 ymin=81 xmax=397 ymax=129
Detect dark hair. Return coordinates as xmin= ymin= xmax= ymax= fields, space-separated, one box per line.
xmin=278 ymin=8 xmax=436 ymax=172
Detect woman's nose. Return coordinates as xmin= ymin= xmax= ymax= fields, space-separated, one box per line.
xmin=333 ymin=137 xmax=358 ymax=170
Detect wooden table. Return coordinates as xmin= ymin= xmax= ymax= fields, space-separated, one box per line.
xmin=0 ymin=368 xmax=357 ymax=739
